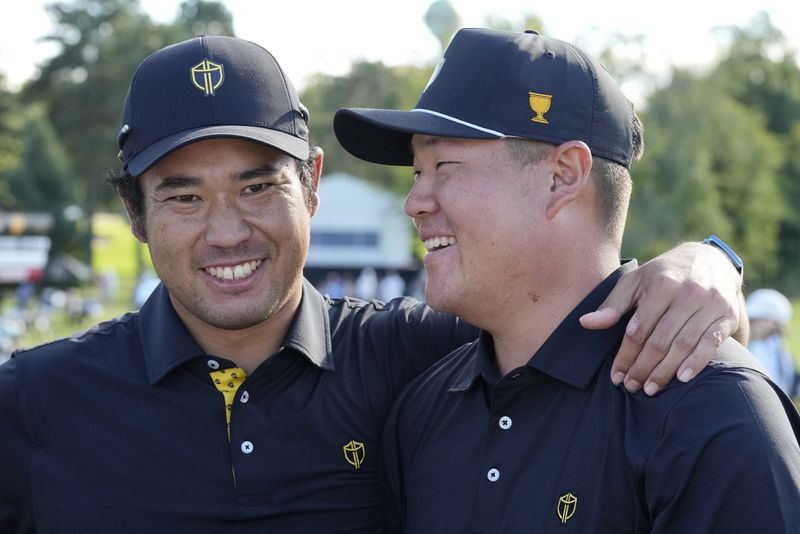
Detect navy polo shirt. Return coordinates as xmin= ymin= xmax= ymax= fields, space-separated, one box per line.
xmin=0 ymin=279 xmax=475 ymax=533
xmin=383 ymin=267 xmax=800 ymax=533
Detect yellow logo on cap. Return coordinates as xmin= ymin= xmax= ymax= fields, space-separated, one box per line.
xmin=529 ymin=91 xmax=552 ymax=124
xmin=191 ymin=59 xmax=225 ymax=96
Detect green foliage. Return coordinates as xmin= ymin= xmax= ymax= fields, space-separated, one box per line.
xmin=301 ymin=60 xmax=433 ymax=197
xmin=707 ymin=12 xmax=800 ymax=291
xmin=0 ymin=80 xmax=24 ymax=207
xmin=627 ymin=69 xmax=785 ymax=283
xmin=5 ymin=104 xmax=79 ymax=255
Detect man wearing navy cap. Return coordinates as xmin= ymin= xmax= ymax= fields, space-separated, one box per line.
xmin=334 ymin=28 xmax=800 ymax=532
xmin=0 ymin=34 xmax=752 ymax=531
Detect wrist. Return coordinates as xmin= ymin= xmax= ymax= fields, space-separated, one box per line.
xmin=702 ymin=235 xmax=744 ymax=278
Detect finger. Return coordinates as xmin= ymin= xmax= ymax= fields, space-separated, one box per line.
xmin=610 ymin=294 xmax=677 ymax=390
xmin=622 ymin=299 xmax=710 ymax=393
xmin=594 ymin=268 xmax=642 ymax=320
xmin=637 ymin=310 xmax=710 ymax=395
xmin=673 ymin=318 xmax=735 ymax=383
xmin=637 ymin=286 xmax=738 ymax=393
xmin=638 ymin=308 xmax=737 ymax=395
xmin=579 ymin=307 xmax=622 ymax=330
xmin=609 ymin=314 xmax=642 ymax=386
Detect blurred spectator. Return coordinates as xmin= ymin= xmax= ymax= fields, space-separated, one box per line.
xmin=133 ymin=270 xmax=161 ymax=309
xmin=15 ymin=282 xmax=35 ymax=311
xmin=354 ymin=266 xmax=378 ymax=300
xmin=746 ymin=289 xmax=796 ymax=397
xmin=379 ymin=269 xmax=406 ymax=301
xmin=98 ymin=267 xmax=119 ymax=304
xmin=319 ymin=271 xmax=347 ymax=298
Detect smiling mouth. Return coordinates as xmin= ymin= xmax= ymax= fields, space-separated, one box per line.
xmin=205 ymin=260 xmax=263 ymax=281
xmin=423 ymin=236 xmax=457 ymax=252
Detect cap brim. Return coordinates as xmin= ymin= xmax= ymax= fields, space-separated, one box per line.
xmin=334 ymin=108 xmax=501 ymax=166
xmin=127 ymin=125 xmax=309 ymax=176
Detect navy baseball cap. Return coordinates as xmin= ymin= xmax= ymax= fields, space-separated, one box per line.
xmin=118 ymin=35 xmax=309 ymax=176
xmin=334 ymin=28 xmax=635 ymax=168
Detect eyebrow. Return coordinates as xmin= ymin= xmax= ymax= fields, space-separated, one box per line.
xmin=411 ymin=136 xmax=466 ymax=155
xmin=153 ymin=164 xmax=284 ymax=192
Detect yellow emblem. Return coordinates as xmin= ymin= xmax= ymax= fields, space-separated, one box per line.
xmin=191 ymin=59 xmax=225 ymax=96
xmin=557 ymin=492 xmax=577 ymax=524
xmin=342 ymin=440 xmax=366 ymax=470
xmin=529 ymin=91 xmax=552 ymax=124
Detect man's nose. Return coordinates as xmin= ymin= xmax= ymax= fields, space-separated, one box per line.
xmin=204 ymin=197 xmax=252 ymax=247
xmin=404 ymin=174 xmax=437 ymax=220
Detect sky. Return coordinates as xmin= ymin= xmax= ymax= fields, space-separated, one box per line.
xmin=2 ymin=0 xmax=800 ymax=107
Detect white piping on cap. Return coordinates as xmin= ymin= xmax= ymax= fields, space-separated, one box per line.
xmin=410 ymin=108 xmax=506 ymax=137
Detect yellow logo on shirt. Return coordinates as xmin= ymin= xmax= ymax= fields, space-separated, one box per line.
xmin=343 ymin=440 xmax=366 ymax=470
xmin=557 ymin=492 xmax=578 ymax=524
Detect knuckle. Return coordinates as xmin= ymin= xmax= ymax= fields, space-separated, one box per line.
xmin=645 ymin=335 xmax=671 ymax=355
xmin=702 ymin=329 xmax=725 ymax=348
xmin=673 ymin=333 xmax=698 ymax=354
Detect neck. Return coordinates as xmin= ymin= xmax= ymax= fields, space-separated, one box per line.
xmin=489 ymin=249 xmax=620 ymax=377
xmin=175 ymin=285 xmax=302 ymax=375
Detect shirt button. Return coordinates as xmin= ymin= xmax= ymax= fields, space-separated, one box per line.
xmin=240 ymin=391 xmax=250 ymax=403
xmin=207 ymin=359 xmax=220 ymax=370
xmin=498 ymin=416 xmax=512 ymax=430
xmin=241 ymin=441 xmax=254 ymax=454
xmin=487 ymin=468 xmax=500 ymax=482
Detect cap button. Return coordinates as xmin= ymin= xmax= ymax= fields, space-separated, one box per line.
xmin=524 ymin=29 xmax=540 ymax=35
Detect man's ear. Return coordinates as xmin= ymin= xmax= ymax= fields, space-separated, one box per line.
xmin=308 ymin=147 xmax=324 ymax=216
xmin=544 ymin=140 xmax=593 ymax=221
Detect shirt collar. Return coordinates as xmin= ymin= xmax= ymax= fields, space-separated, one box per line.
xmin=449 ymin=262 xmax=637 ymax=392
xmin=140 ymin=278 xmax=333 ymax=385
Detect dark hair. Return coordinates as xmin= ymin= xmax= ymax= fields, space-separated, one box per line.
xmin=504 ymin=112 xmax=644 ymax=240
xmin=106 ymin=143 xmax=321 ymax=240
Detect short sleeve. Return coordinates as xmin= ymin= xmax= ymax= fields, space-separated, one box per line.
xmin=643 ymin=367 xmax=800 ymax=532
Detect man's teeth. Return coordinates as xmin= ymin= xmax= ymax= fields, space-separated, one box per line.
xmin=423 ymin=236 xmax=457 ymax=251
xmin=206 ymin=260 xmax=262 ymax=280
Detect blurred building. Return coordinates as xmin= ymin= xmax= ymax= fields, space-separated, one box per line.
xmin=305 ymin=173 xmax=416 ymax=291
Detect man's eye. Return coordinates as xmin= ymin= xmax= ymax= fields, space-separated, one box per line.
xmin=244 ymin=183 xmax=271 ymax=194
xmin=170 ymin=194 xmax=198 ymax=203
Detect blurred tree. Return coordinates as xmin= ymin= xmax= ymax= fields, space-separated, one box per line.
xmin=626 ymin=69 xmax=785 ymax=284
xmin=484 ymin=13 xmax=545 ymax=34
xmin=424 ymin=0 xmax=460 ymax=51
xmin=21 ymin=0 xmax=234 ymax=265
xmin=0 ymin=75 xmax=24 ymax=208
xmin=710 ymin=11 xmax=800 ymax=290
xmin=301 ymin=60 xmax=432 ymax=197
xmin=176 ymin=0 xmax=234 ymax=36
xmin=5 ymin=104 xmax=79 ymax=256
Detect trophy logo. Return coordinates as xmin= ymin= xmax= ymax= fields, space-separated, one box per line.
xmin=529 ymin=91 xmax=552 ymax=124
xmin=343 ymin=440 xmax=366 ymax=470
xmin=191 ymin=59 xmax=225 ymax=96
xmin=557 ymin=492 xmax=578 ymax=524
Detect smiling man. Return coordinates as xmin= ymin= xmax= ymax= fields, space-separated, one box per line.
xmin=334 ymin=28 xmax=800 ymax=532
xmin=0 ymin=35 xmax=753 ymax=532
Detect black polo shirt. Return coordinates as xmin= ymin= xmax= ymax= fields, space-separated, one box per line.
xmin=382 ymin=267 xmax=800 ymax=533
xmin=0 ymin=279 xmax=475 ymax=533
